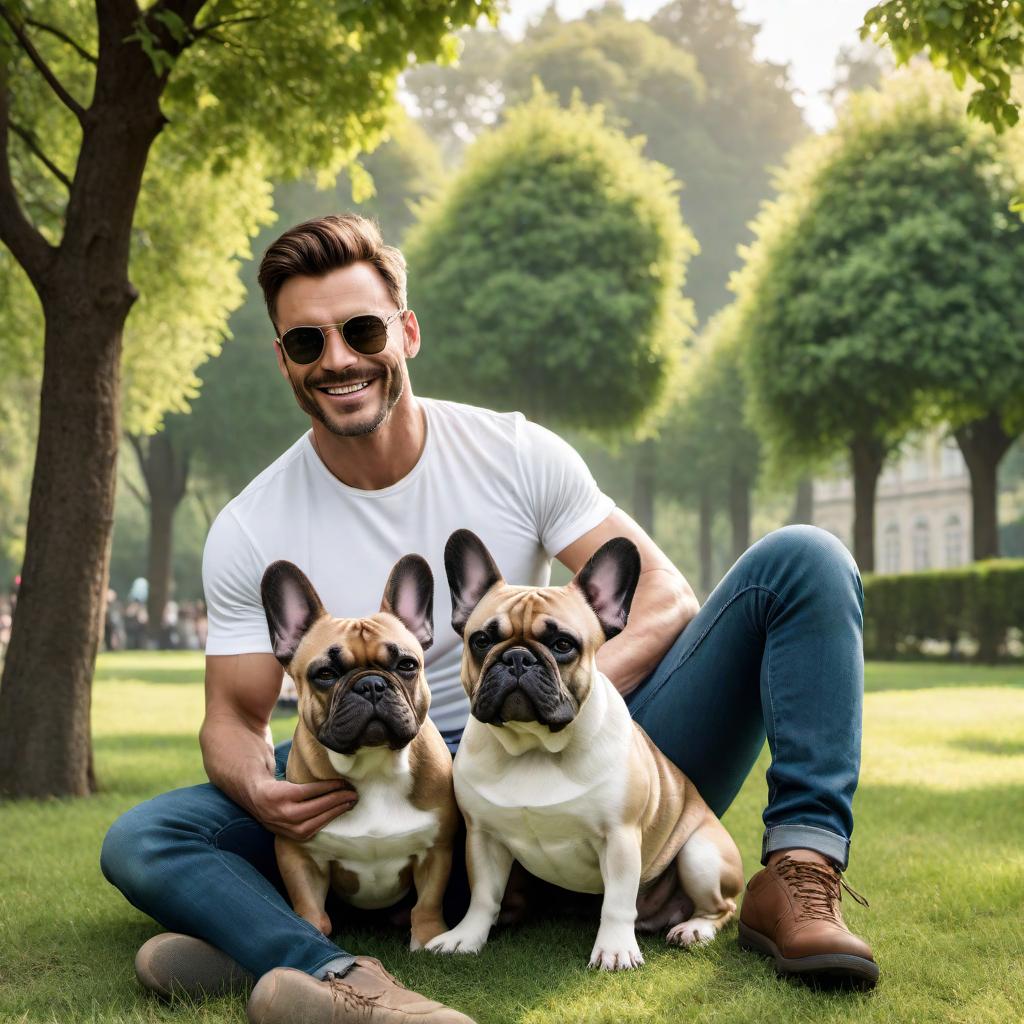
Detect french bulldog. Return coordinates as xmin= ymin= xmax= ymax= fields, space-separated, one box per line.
xmin=426 ymin=530 xmax=743 ymax=970
xmin=260 ymin=555 xmax=458 ymax=951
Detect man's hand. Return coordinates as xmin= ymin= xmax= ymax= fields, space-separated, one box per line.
xmin=248 ymin=776 xmax=359 ymax=842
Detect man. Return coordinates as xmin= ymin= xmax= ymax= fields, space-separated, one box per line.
xmin=101 ymin=214 xmax=877 ymax=1024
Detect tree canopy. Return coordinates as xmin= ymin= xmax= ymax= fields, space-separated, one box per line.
xmin=405 ymin=90 xmax=695 ymax=435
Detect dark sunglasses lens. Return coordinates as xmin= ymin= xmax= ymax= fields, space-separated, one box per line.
xmin=281 ymin=326 xmax=325 ymax=365
xmin=342 ymin=315 xmax=388 ymax=354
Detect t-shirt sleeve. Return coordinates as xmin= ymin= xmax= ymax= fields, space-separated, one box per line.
xmin=515 ymin=415 xmax=616 ymax=558
xmin=202 ymin=507 xmax=274 ymax=656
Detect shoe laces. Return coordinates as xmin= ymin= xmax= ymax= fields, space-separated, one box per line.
xmin=774 ymin=855 xmax=870 ymax=922
xmin=325 ymin=970 xmax=383 ymax=1013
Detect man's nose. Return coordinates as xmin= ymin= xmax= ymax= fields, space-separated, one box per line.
xmin=317 ymin=325 xmax=361 ymax=372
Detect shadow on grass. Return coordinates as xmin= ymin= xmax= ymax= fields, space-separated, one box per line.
xmin=97 ymin=664 xmax=206 ymax=684
xmin=946 ymin=735 xmax=1024 ymax=757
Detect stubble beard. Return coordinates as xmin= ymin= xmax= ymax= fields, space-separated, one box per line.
xmin=289 ymin=364 xmax=406 ymax=438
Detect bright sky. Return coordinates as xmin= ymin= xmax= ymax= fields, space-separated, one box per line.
xmin=495 ymin=0 xmax=872 ymax=131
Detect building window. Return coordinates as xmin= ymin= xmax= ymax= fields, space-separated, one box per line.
xmin=941 ymin=438 xmax=965 ymax=478
xmin=912 ymin=518 xmax=931 ymax=571
xmin=883 ymin=523 xmax=901 ymax=574
xmin=904 ymin=448 xmax=929 ymax=482
xmin=944 ymin=514 xmax=964 ymax=567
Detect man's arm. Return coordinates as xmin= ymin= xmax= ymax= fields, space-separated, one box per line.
xmin=556 ymin=508 xmax=699 ymax=698
xmin=200 ymin=652 xmax=357 ymax=841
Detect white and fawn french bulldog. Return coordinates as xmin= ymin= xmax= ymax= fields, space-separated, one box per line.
xmin=260 ymin=556 xmax=458 ymax=951
xmin=426 ymin=530 xmax=744 ymax=970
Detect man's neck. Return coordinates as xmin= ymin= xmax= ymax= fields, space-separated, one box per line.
xmin=309 ymin=392 xmax=427 ymax=491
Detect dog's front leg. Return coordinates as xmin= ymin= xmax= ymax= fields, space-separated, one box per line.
xmin=590 ymin=826 xmax=644 ymax=970
xmin=425 ymin=826 xmax=513 ymax=955
xmin=276 ymin=836 xmax=332 ymax=936
xmin=409 ymin=841 xmax=453 ymax=951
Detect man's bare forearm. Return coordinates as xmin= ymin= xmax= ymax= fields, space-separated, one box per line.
xmin=595 ymin=567 xmax=699 ymax=697
xmin=199 ymin=711 xmax=277 ymax=815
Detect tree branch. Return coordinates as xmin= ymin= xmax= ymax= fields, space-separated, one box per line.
xmin=9 ymin=120 xmax=72 ymax=189
xmin=193 ymin=13 xmax=263 ymax=40
xmin=0 ymin=3 xmax=87 ymax=123
xmin=25 ymin=18 xmax=97 ymax=64
xmin=0 ymin=82 xmax=55 ymax=287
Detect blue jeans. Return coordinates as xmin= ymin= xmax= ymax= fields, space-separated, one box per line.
xmin=101 ymin=525 xmax=863 ymax=978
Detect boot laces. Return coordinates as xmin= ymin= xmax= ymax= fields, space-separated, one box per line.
xmin=775 ymin=856 xmax=870 ymax=922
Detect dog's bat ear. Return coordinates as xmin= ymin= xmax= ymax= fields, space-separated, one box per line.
xmin=571 ymin=537 xmax=641 ymax=641
xmin=381 ymin=554 xmax=434 ymax=651
xmin=444 ymin=530 xmax=504 ymax=637
xmin=260 ymin=561 xmax=326 ymax=666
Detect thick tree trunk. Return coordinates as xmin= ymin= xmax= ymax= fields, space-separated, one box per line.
xmin=849 ymin=436 xmax=886 ymax=573
xmin=789 ymin=477 xmax=814 ymax=525
xmin=954 ymin=413 xmax=1015 ymax=561
xmin=699 ymin=485 xmax=714 ymax=596
xmin=632 ymin=439 xmax=656 ymax=535
xmin=132 ymin=432 xmax=190 ymax=647
xmin=729 ymin=466 xmax=751 ymax=561
xmin=0 ymin=9 xmax=171 ymax=797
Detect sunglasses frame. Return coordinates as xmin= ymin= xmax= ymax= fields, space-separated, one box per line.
xmin=277 ymin=309 xmax=407 ymax=364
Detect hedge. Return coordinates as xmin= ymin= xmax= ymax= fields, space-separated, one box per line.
xmin=862 ymin=560 xmax=1024 ymax=662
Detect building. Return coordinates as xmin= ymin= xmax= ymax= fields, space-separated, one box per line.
xmin=814 ymin=435 xmax=972 ymax=574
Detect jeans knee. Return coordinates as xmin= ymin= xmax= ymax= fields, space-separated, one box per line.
xmin=751 ymin=525 xmax=862 ymax=610
xmin=100 ymin=801 xmax=177 ymax=905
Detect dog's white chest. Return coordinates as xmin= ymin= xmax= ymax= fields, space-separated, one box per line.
xmin=303 ymin=758 xmax=439 ymax=909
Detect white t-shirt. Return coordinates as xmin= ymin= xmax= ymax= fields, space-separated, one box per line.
xmin=202 ymin=397 xmax=615 ymax=732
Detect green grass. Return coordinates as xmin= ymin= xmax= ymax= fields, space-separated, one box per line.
xmin=1 ymin=652 xmax=1023 ymax=1023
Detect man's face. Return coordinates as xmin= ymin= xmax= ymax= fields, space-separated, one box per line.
xmin=273 ymin=262 xmax=420 ymax=438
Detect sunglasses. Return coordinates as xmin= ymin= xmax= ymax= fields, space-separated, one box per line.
xmin=278 ymin=310 xmax=406 ymax=365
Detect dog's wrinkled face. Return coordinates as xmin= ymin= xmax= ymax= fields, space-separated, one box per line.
xmin=260 ymin=555 xmax=435 ymax=756
xmin=444 ymin=530 xmax=640 ymax=733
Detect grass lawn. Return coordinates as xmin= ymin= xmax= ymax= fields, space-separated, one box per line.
xmin=1 ymin=654 xmax=1023 ymax=1023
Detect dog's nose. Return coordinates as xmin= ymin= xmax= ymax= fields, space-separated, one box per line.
xmin=352 ymin=675 xmax=388 ymax=703
xmin=501 ymin=646 xmax=536 ymax=678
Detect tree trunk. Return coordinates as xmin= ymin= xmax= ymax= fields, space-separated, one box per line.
xmin=849 ymin=436 xmax=886 ymax=573
xmin=729 ymin=466 xmax=751 ymax=561
xmin=789 ymin=477 xmax=814 ymax=525
xmin=954 ymin=413 xmax=1015 ymax=561
xmin=0 ymin=10 xmax=171 ymax=797
xmin=699 ymin=485 xmax=714 ymax=596
xmin=632 ymin=438 xmax=656 ymax=535
xmin=132 ymin=431 xmax=190 ymax=648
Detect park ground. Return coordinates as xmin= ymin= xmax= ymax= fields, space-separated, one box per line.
xmin=1 ymin=654 xmax=1023 ymax=1024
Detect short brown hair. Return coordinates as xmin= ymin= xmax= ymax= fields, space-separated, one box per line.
xmin=257 ymin=214 xmax=407 ymax=329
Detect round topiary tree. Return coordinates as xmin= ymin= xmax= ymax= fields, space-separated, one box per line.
xmin=405 ymin=90 xmax=697 ymax=434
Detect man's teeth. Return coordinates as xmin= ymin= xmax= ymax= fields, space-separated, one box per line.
xmin=323 ymin=381 xmax=372 ymax=395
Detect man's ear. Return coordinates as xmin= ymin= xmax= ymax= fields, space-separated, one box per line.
xmin=444 ymin=530 xmax=504 ymax=637
xmin=273 ymin=338 xmax=290 ymax=381
xmin=571 ymin=537 xmax=641 ymax=641
xmin=260 ymin=561 xmax=326 ymax=665
xmin=402 ymin=309 xmax=421 ymax=360
xmin=380 ymin=554 xmax=434 ymax=651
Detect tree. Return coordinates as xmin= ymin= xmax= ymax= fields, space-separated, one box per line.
xmin=404 ymin=90 xmax=695 ymax=435
xmin=862 ymin=0 xmax=1024 ymax=131
xmin=0 ymin=0 xmax=496 ymax=799
xmin=734 ymin=68 xmax=1024 ymax=570
xmin=657 ymin=306 xmax=760 ymax=591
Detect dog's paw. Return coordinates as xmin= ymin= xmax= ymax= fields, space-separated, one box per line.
xmin=424 ymin=927 xmax=488 ymax=955
xmin=588 ymin=927 xmax=644 ymax=971
xmin=666 ymin=917 xmax=718 ymax=948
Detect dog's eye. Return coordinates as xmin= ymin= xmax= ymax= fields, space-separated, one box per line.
xmin=470 ymin=632 xmax=491 ymax=652
xmin=311 ymin=668 xmax=337 ymax=688
xmin=552 ymin=637 xmax=576 ymax=655
xmin=397 ymin=657 xmax=418 ymax=673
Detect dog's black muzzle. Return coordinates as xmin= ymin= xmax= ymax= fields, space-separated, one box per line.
xmin=317 ymin=672 xmax=419 ymax=755
xmin=472 ymin=646 xmax=577 ymax=731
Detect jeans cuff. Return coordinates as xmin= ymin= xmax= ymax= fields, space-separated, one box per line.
xmin=311 ymin=954 xmax=357 ymax=979
xmin=762 ymin=823 xmax=850 ymax=871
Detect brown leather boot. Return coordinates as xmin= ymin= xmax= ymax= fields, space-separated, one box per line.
xmin=738 ymin=851 xmax=879 ymax=990
xmin=135 ymin=932 xmax=254 ymax=998
xmin=246 ymin=957 xmax=476 ymax=1023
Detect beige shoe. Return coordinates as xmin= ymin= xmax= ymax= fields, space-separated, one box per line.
xmin=135 ymin=932 xmax=254 ymax=998
xmin=246 ymin=957 xmax=475 ymax=1023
